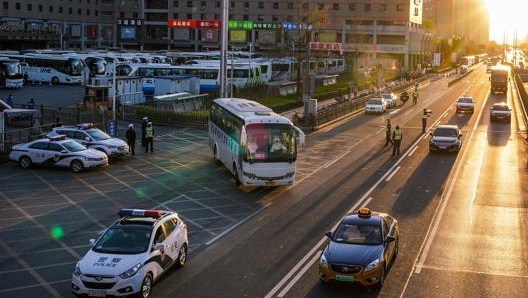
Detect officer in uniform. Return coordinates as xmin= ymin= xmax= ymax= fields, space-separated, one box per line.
xmin=412 ymin=90 xmax=419 ymax=105
xmin=422 ymin=108 xmax=430 ymax=133
xmin=145 ymin=122 xmax=155 ymax=153
xmin=385 ymin=119 xmax=393 ymax=146
xmin=392 ymin=125 xmax=402 ymax=156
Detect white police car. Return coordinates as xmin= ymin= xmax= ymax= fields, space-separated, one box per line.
xmin=72 ymin=209 xmax=189 ymax=298
xmin=8 ymin=135 xmax=108 ymax=172
xmin=52 ymin=123 xmax=129 ymax=157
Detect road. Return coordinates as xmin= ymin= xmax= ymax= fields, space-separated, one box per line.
xmin=150 ymin=64 xmax=528 ymax=298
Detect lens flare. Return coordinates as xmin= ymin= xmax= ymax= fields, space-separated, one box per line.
xmin=50 ymin=225 xmax=64 ymax=240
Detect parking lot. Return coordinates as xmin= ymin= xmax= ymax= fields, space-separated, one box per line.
xmin=0 ymin=127 xmax=276 ymax=298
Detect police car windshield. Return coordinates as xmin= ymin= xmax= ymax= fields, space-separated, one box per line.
xmin=86 ymin=129 xmax=111 ymax=141
xmin=93 ymin=226 xmax=152 ymax=254
xmin=62 ymin=140 xmax=86 ymax=152
xmin=333 ymin=223 xmax=382 ymax=245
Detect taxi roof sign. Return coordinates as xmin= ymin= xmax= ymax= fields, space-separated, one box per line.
xmin=357 ymin=207 xmax=371 ymax=218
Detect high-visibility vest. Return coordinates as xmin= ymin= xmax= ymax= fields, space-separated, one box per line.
xmin=422 ymin=112 xmax=428 ymax=119
xmin=145 ymin=126 xmax=153 ymax=138
xmin=393 ymin=129 xmax=402 ymax=140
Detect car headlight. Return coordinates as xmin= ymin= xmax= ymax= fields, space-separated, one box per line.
xmin=73 ymin=262 xmax=82 ymax=276
xmin=319 ymin=254 xmax=328 ymax=268
xmin=365 ymin=258 xmax=380 ymax=271
xmin=119 ymin=262 xmax=143 ymax=279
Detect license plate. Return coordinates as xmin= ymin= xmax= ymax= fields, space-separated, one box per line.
xmin=265 ymin=181 xmax=276 ymax=186
xmin=335 ymin=275 xmax=354 ymax=282
xmin=88 ymin=290 xmax=106 ymax=297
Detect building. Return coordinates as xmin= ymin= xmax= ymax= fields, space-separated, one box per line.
xmin=0 ymin=0 xmax=434 ymax=72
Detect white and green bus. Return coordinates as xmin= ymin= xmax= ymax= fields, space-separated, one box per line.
xmin=209 ymin=97 xmax=305 ymax=187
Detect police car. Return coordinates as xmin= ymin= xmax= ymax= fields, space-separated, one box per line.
xmin=52 ymin=123 xmax=129 ymax=157
xmin=8 ymin=134 xmax=108 ymax=172
xmin=72 ymin=209 xmax=189 ymax=298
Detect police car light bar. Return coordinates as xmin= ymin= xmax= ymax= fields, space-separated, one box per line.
xmin=118 ymin=209 xmax=165 ymax=219
xmin=47 ymin=134 xmax=67 ymax=141
xmin=77 ymin=123 xmax=94 ymax=129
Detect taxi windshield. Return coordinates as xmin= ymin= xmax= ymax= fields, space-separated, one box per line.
xmin=93 ymin=226 xmax=152 ymax=254
xmin=86 ymin=129 xmax=111 ymax=141
xmin=333 ymin=223 xmax=382 ymax=245
xmin=62 ymin=140 xmax=86 ymax=152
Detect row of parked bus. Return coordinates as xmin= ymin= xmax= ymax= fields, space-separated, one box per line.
xmin=0 ymin=50 xmax=346 ymax=93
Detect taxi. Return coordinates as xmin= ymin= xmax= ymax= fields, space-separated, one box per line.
xmin=52 ymin=123 xmax=129 ymax=157
xmin=71 ymin=209 xmax=189 ymax=298
xmin=8 ymin=134 xmax=108 ymax=172
xmin=319 ymin=207 xmax=399 ymax=288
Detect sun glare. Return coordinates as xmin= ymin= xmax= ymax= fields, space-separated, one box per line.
xmin=484 ymin=0 xmax=528 ymax=43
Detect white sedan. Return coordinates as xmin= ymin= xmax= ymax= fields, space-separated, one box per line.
xmin=365 ymin=97 xmax=387 ymax=114
xmin=9 ymin=135 xmax=108 ymax=172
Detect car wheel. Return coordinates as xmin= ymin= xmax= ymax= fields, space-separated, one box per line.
xmin=51 ymin=77 xmax=60 ymax=85
xmin=19 ymin=156 xmax=32 ymax=169
xmin=176 ymin=244 xmax=187 ymax=268
xmin=138 ymin=273 xmax=153 ymax=298
xmin=70 ymin=160 xmax=84 ymax=173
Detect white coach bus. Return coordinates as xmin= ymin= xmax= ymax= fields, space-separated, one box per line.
xmin=0 ymin=54 xmax=85 ymax=84
xmin=208 ymin=97 xmax=305 ymax=187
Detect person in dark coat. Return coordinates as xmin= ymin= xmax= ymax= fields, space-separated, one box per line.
xmin=26 ymin=98 xmax=35 ymax=109
xmin=6 ymin=94 xmax=14 ymax=108
xmin=141 ymin=117 xmax=148 ymax=147
xmin=126 ymin=123 xmax=137 ymax=155
xmin=384 ymin=119 xmax=393 ymax=146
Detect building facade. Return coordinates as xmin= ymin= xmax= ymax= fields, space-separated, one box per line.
xmin=0 ymin=0 xmax=441 ymax=71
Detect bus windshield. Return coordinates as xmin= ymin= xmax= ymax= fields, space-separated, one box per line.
xmin=3 ymin=61 xmax=22 ymax=78
xmin=245 ymin=123 xmax=296 ymax=162
xmin=69 ymin=58 xmax=85 ymax=76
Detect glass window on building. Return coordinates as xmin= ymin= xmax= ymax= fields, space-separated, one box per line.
xmin=243 ymin=14 xmax=249 ymax=21
xmin=69 ymin=7 xmax=72 ymax=14
xmin=186 ymin=1 xmax=192 ymax=7
xmin=3 ymin=2 xmax=8 ymax=9
xmin=272 ymin=15 xmax=278 ymax=21
xmin=215 ymin=1 xmax=220 ymax=8
xmin=258 ymin=2 xmax=264 ymax=9
xmin=214 ymin=13 xmax=219 ymax=19
xmin=59 ymin=6 xmax=63 ymax=13
xmin=201 ymin=1 xmax=206 ymax=9
xmin=186 ymin=13 xmax=192 ymax=19
xmin=95 ymin=10 xmax=98 ymax=16
xmin=273 ymin=2 xmax=279 ymax=9
xmin=27 ymin=3 xmax=32 ymax=10
xmin=49 ymin=5 xmax=53 ymax=12
xmin=244 ymin=2 xmax=249 ymax=10
xmin=333 ymin=3 xmax=339 ymax=10
xmin=200 ymin=13 xmax=205 ymax=19
xmin=287 ymin=2 xmax=294 ymax=9
xmin=15 ymin=3 xmax=20 ymax=10
xmin=173 ymin=1 xmax=178 ymax=7
xmin=87 ymin=9 xmax=90 ymax=15
xmin=77 ymin=8 xmax=82 ymax=14
xmin=379 ymin=4 xmax=386 ymax=11
xmin=38 ymin=4 xmax=43 ymax=11
xmin=397 ymin=4 xmax=403 ymax=11
xmin=286 ymin=15 xmax=293 ymax=22
xmin=349 ymin=3 xmax=355 ymax=10
xmin=317 ymin=3 xmax=324 ymax=10
xmin=365 ymin=4 xmax=371 ymax=11
xmin=257 ymin=15 xmax=264 ymax=21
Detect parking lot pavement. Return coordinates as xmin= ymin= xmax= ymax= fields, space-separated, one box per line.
xmin=0 ymin=126 xmax=271 ymax=298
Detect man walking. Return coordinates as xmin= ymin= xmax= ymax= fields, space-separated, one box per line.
xmin=141 ymin=117 xmax=148 ymax=147
xmin=144 ymin=121 xmax=155 ymax=153
xmin=392 ymin=125 xmax=402 ymax=156
xmin=6 ymin=94 xmax=14 ymax=108
xmin=126 ymin=123 xmax=136 ymax=155
xmin=421 ymin=108 xmax=430 ymax=133
xmin=385 ymin=119 xmax=393 ymax=146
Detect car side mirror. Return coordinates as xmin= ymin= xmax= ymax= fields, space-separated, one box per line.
xmin=324 ymin=231 xmax=332 ymax=239
xmin=385 ymin=235 xmax=396 ymax=243
xmin=89 ymin=239 xmax=96 ymax=247
xmin=84 ymin=137 xmax=91 ymax=142
xmin=154 ymin=243 xmax=164 ymax=252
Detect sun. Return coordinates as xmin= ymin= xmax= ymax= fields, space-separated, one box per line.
xmin=484 ymin=0 xmax=528 ymax=43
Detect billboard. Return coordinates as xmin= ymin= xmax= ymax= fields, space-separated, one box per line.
xmin=230 ymin=30 xmax=246 ymax=43
xmin=409 ymin=0 xmax=423 ymax=25
xmin=120 ymin=27 xmax=136 ymax=39
xmin=201 ymin=29 xmax=219 ymax=42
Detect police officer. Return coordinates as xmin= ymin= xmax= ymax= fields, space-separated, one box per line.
xmin=422 ymin=108 xmax=430 ymax=133
xmin=144 ymin=122 xmax=155 ymax=153
xmin=392 ymin=125 xmax=402 ymax=156
xmin=385 ymin=119 xmax=393 ymax=146
xmin=412 ymin=89 xmax=419 ymax=105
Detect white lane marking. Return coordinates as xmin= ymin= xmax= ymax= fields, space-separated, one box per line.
xmin=385 ymin=166 xmax=400 ymax=182
xmin=323 ymin=149 xmax=351 ymax=169
xmin=277 ymin=251 xmax=322 ymax=297
xmin=362 ymin=197 xmax=373 ymax=207
xmin=407 ymin=146 xmax=419 ymax=157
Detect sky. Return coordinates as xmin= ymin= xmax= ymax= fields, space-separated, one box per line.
xmin=485 ymin=0 xmax=528 ymax=44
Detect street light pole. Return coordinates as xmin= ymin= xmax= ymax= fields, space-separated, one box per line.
xmin=219 ymin=0 xmax=229 ymax=98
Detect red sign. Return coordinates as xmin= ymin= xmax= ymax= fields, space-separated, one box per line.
xmin=168 ymin=19 xmax=221 ymax=29
xmin=309 ymin=42 xmax=342 ymax=51
xmin=168 ymin=19 xmax=196 ymax=28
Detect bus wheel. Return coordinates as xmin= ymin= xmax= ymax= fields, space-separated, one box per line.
xmin=51 ymin=77 xmax=59 ymax=85
xmin=233 ymin=163 xmax=241 ymax=186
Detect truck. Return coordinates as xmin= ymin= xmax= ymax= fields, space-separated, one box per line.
xmin=490 ymin=65 xmax=509 ymax=94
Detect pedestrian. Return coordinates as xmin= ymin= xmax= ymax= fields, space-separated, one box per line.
xmin=141 ymin=116 xmax=148 ymax=147
xmin=392 ymin=125 xmax=402 ymax=156
xmin=144 ymin=121 xmax=154 ymax=153
xmin=126 ymin=123 xmax=136 ymax=155
xmin=422 ymin=108 xmax=430 ymax=133
xmin=385 ymin=119 xmax=393 ymax=146
xmin=26 ymin=97 xmax=35 ymax=109
xmin=6 ymin=94 xmax=14 ymax=108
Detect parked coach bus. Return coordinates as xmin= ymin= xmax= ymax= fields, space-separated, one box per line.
xmin=208 ymin=97 xmax=305 ymax=187
xmin=0 ymin=57 xmax=23 ymax=88
xmin=0 ymin=54 xmax=85 ymax=84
